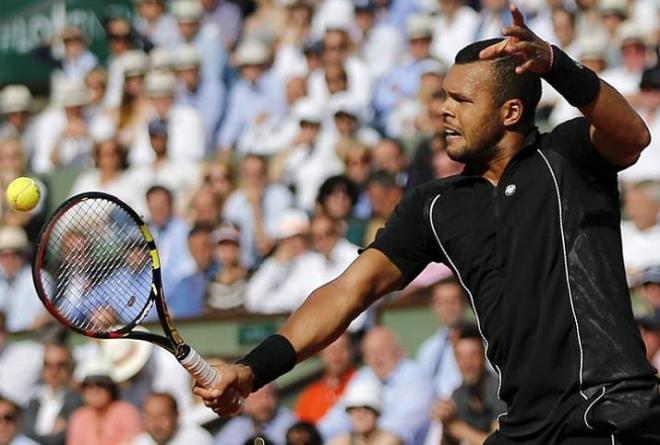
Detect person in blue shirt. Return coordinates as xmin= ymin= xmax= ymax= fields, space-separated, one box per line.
xmin=168 ymin=224 xmax=218 ymax=319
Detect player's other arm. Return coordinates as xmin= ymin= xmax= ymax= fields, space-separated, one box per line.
xmin=480 ymin=4 xmax=650 ymax=168
xmin=193 ymin=248 xmax=405 ymax=415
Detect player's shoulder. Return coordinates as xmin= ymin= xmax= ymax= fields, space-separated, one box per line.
xmin=402 ymin=176 xmax=464 ymax=208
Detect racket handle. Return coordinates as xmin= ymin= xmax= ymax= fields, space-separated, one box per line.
xmin=180 ymin=346 xmax=220 ymax=387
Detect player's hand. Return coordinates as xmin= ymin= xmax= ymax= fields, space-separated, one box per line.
xmin=479 ymin=4 xmax=552 ymax=74
xmin=193 ymin=363 xmax=255 ymax=417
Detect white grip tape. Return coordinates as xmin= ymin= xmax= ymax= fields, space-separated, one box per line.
xmin=180 ymin=347 xmax=220 ymax=387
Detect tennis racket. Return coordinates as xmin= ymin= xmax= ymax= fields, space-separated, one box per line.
xmin=31 ymin=191 xmax=222 ymax=389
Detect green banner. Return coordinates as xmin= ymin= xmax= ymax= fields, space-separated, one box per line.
xmin=0 ymin=0 xmax=133 ymax=92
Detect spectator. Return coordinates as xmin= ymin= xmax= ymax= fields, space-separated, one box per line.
xmin=240 ymin=0 xmax=287 ymax=47
xmin=0 ymin=311 xmax=43 ymax=407
xmin=145 ymin=186 xmax=195 ymax=294
xmin=373 ymin=14 xmax=436 ymax=133
xmin=244 ymin=209 xmax=325 ymax=313
xmin=174 ymin=44 xmax=225 ymax=153
xmin=223 ymin=155 xmax=294 ymax=268
xmin=84 ymin=68 xmax=109 ymax=120
xmin=371 ymin=139 xmax=410 ymax=188
xmin=104 ymin=17 xmax=142 ymax=108
xmin=341 ymin=143 xmax=373 ymax=221
xmin=363 ymin=171 xmax=404 ymax=245
xmin=217 ymin=40 xmax=284 ymax=154
xmin=23 ymin=343 xmax=82 ymax=445
xmin=325 ymin=92 xmax=380 ymax=158
xmin=186 ymin=184 xmax=224 ymax=227
xmin=416 ymin=278 xmax=466 ymax=445
xmin=171 ymin=0 xmax=227 ymax=82
xmin=318 ymin=326 xmax=433 ymax=444
xmin=206 ymin=226 xmax=248 ymax=311
xmin=636 ymin=314 xmax=660 ymax=372
xmin=0 ymin=139 xmax=48 ymax=240
xmin=214 ymin=383 xmax=297 ymax=445
xmin=129 ymin=71 xmax=205 ymax=166
xmin=316 ymin=175 xmax=366 ymax=246
xmin=69 ymin=136 xmax=133 ymax=204
xmin=168 ymin=224 xmax=218 ymax=319
xmin=133 ymin=0 xmax=180 ymax=48
xmin=0 ymin=85 xmax=36 ymax=159
xmin=32 ymin=80 xmax=94 ymax=173
xmin=436 ymin=325 xmax=506 ymax=445
xmin=128 ymin=117 xmax=201 ymax=208
xmin=0 ymin=226 xmax=47 ymax=332
xmin=639 ymin=266 xmax=660 ymax=314
xmin=325 ymin=380 xmax=403 ymax=445
xmin=295 ymin=333 xmax=357 ymax=424
xmin=474 ymin=0 xmax=512 ymax=41
xmin=354 ymin=0 xmax=405 ymax=81
xmin=132 ymin=392 xmax=213 ymax=445
xmin=67 ymin=357 xmax=142 ymax=445
xmin=270 ymin=99 xmax=344 ymax=211
xmin=54 ymin=26 xmax=99 ymax=83
xmin=285 ymin=421 xmax=322 ymax=445
xmin=601 ymin=22 xmax=649 ymax=101
xmin=431 ymin=0 xmax=478 ymax=66
xmin=619 ymin=66 xmax=660 ymax=183
xmin=200 ymin=0 xmax=243 ymax=50
xmin=200 ymin=159 xmax=235 ymax=210
xmin=620 ymin=181 xmax=660 ymax=283
xmin=0 ymin=397 xmax=38 ymax=445
xmin=112 ymin=50 xmax=149 ymax=150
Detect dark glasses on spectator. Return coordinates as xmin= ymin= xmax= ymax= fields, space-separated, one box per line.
xmin=0 ymin=413 xmax=17 ymax=423
xmin=109 ymin=33 xmax=130 ymax=41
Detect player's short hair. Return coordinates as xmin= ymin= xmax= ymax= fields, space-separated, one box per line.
xmin=455 ymin=38 xmax=542 ymax=128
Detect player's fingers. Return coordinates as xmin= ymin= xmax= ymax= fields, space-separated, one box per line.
xmin=503 ymin=40 xmax=535 ymax=56
xmin=515 ymin=59 xmax=535 ymax=74
xmin=501 ymin=25 xmax=531 ymax=41
xmin=510 ymin=3 xmax=525 ymax=26
xmin=479 ymin=39 xmax=509 ymax=59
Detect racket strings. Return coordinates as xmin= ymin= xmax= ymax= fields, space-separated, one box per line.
xmin=36 ymin=198 xmax=154 ymax=333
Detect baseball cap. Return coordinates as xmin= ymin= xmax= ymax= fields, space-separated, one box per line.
xmin=0 ymin=85 xmax=33 ymax=114
xmin=122 ymin=50 xmax=149 ymax=77
xmin=213 ymin=226 xmax=240 ymax=245
xmin=275 ymin=209 xmax=310 ymax=240
xmin=171 ymin=0 xmax=203 ymax=23
xmin=406 ymin=14 xmax=434 ymax=40
xmin=293 ymin=97 xmax=323 ymax=124
xmin=175 ymin=44 xmax=201 ymax=70
xmin=330 ymin=92 xmax=366 ymax=122
xmin=0 ymin=226 xmax=29 ymax=254
xmin=598 ymin=0 xmax=627 ymax=17
xmin=618 ymin=21 xmax=647 ymax=47
xmin=234 ymin=40 xmax=270 ymax=66
xmin=149 ymin=47 xmax=175 ymax=72
xmin=148 ymin=118 xmax=168 ymax=136
xmin=577 ymin=37 xmax=607 ymax=61
xmin=145 ymin=71 xmax=177 ymax=97
xmin=641 ymin=266 xmax=660 ymax=285
xmin=343 ymin=380 xmax=382 ymax=414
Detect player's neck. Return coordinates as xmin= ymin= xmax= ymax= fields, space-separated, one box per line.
xmin=481 ymin=131 xmax=527 ymax=186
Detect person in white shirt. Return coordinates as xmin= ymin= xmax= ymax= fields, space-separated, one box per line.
xmin=0 ymin=312 xmax=43 ymax=408
xmin=600 ymin=22 xmax=649 ymax=103
xmin=620 ymin=181 xmax=660 ymax=285
xmin=132 ymin=392 xmax=213 ymax=445
xmin=245 ymin=209 xmax=326 ymax=314
xmin=0 ymin=86 xmax=37 ymax=162
xmin=53 ymin=26 xmax=98 ymax=84
xmin=431 ymin=0 xmax=479 ymax=65
xmin=128 ymin=71 xmax=205 ymax=166
xmin=31 ymin=80 xmax=94 ymax=174
xmin=416 ymin=278 xmax=467 ymax=445
xmin=133 ymin=0 xmax=181 ymax=48
xmin=23 ymin=343 xmax=82 ymax=445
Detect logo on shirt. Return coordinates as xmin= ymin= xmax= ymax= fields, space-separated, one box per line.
xmin=505 ymin=184 xmax=517 ymax=196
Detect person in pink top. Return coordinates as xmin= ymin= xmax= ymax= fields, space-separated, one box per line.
xmin=67 ymin=358 xmax=142 ymax=445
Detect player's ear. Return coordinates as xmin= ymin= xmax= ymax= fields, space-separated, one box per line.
xmin=501 ymin=98 xmax=524 ymax=128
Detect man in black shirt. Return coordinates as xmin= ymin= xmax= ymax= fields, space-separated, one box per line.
xmin=196 ymin=5 xmax=659 ymax=444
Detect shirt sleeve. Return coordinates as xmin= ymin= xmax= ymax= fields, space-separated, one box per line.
xmin=544 ymin=117 xmax=621 ymax=176
xmin=366 ymin=185 xmax=442 ymax=286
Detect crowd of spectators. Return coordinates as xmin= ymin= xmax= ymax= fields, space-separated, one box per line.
xmin=0 ymin=0 xmax=659 ymax=443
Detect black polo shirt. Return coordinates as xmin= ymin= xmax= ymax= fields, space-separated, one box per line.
xmin=368 ymin=118 xmax=656 ymax=440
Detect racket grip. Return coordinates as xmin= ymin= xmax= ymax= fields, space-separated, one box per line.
xmin=180 ymin=346 xmax=220 ymax=387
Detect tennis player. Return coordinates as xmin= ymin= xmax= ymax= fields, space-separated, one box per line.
xmin=196 ymin=6 xmax=660 ymax=444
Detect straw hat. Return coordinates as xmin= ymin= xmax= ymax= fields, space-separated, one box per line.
xmin=0 ymin=85 xmax=33 ymax=114
xmin=99 ymin=329 xmax=154 ymax=383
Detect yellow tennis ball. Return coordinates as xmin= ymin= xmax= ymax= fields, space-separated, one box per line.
xmin=6 ymin=177 xmax=41 ymax=212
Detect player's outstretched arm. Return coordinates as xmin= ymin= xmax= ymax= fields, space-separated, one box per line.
xmin=194 ymin=248 xmax=405 ymax=416
xmin=479 ymin=4 xmax=650 ymax=168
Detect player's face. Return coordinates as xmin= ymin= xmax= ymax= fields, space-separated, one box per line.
xmin=442 ymin=62 xmax=504 ymax=164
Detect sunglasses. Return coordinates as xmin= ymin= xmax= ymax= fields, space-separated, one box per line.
xmin=43 ymin=360 xmax=71 ymax=370
xmin=109 ymin=33 xmax=131 ymax=41
xmin=0 ymin=413 xmax=17 ymax=423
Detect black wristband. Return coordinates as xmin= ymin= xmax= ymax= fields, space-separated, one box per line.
xmin=543 ymin=45 xmax=600 ymax=108
xmin=236 ymin=334 xmax=297 ymax=390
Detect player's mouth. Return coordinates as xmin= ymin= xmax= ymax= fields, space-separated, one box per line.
xmin=444 ymin=126 xmax=462 ymax=141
